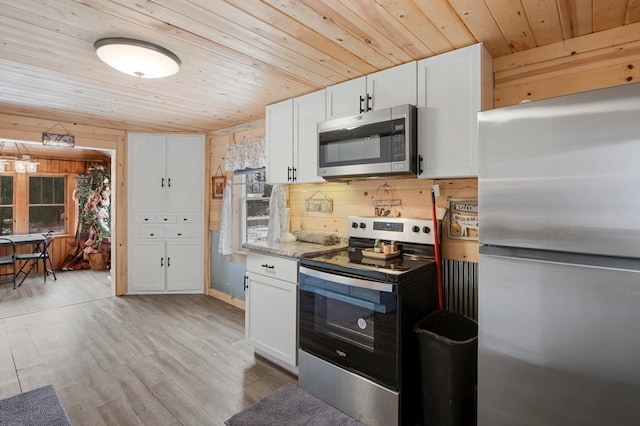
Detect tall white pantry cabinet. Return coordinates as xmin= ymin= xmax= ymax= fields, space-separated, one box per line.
xmin=128 ymin=133 xmax=205 ymax=293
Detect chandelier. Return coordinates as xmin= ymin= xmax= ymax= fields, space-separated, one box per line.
xmin=0 ymin=141 xmax=39 ymax=173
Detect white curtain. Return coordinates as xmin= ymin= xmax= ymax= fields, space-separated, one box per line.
xmin=267 ymin=185 xmax=296 ymax=242
xmin=219 ymin=137 xmax=267 ymax=255
xmin=225 ymin=138 xmax=265 ymax=172
xmin=218 ymin=179 xmax=233 ymax=255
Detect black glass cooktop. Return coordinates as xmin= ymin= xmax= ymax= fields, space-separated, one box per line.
xmin=300 ymin=249 xmax=435 ymax=284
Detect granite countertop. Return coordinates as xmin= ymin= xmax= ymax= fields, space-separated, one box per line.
xmin=242 ymin=231 xmax=348 ymax=258
xmin=242 ymin=240 xmax=347 ymax=258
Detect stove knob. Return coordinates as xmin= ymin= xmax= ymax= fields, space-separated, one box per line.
xmin=351 ymin=222 xmax=359 ymax=229
xmin=359 ymin=222 xmax=366 ymax=229
xmin=412 ymin=225 xmax=420 ymax=233
xmin=423 ymin=226 xmax=431 ymax=234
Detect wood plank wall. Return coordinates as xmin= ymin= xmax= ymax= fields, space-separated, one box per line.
xmin=289 ymin=178 xmax=478 ymax=262
xmin=494 ymin=21 xmax=640 ymax=107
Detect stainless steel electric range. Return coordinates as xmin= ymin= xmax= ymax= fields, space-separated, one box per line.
xmin=298 ymin=216 xmax=440 ymax=426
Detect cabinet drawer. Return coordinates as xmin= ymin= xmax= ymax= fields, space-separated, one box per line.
xmin=166 ymin=224 xmax=193 ymax=239
xmin=137 ymin=225 xmax=166 ymax=239
xmin=131 ymin=215 xmax=155 ymax=224
xmin=156 ymin=215 xmax=177 ymax=223
xmin=247 ymin=253 xmax=298 ymax=283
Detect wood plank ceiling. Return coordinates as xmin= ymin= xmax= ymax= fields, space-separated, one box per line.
xmin=1 ymin=0 xmax=638 ymax=133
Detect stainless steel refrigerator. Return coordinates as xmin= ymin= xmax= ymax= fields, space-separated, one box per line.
xmin=477 ymin=82 xmax=640 ymax=425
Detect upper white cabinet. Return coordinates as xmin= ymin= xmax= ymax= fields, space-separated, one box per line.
xmin=266 ymin=89 xmax=325 ymax=184
xmin=326 ymin=61 xmax=417 ymax=120
xmin=266 ymin=99 xmax=293 ymax=184
xmin=129 ymin=134 xmax=204 ymax=212
xmin=293 ymin=90 xmax=325 ymax=184
xmin=417 ymin=43 xmax=493 ymax=178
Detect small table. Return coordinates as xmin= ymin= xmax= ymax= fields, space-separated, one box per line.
xmin=5 ymin=234 xmax=46 ymax=246
xmin=1 ymin=233 xmax=51 ymax=287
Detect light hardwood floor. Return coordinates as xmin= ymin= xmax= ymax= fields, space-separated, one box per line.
xmin=0 ymin=270 xmax=296 ymax=425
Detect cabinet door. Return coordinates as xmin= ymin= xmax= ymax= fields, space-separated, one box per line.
xmin=417 ymin=43 xmax=492 ymax=178
xmin=367 ymin=61 xmax=417 ymax=111
xmin=245 ymin=272 xmax=297 ymax=368
xmin=166 ymin=135 xmax=204 ymax=212
xmin=325 ymin=76 xmax=366 ymax=120
xmin=293 ymin=90 xmax=325 ymax=183
xmin=129 ymin=134 xmax=166 ymax=212
xmin=266 ymin=99 xmax=294 ymax=184
xmin=166 ymin=241 xmax=203 ymax=292
xmin=129 ymin=241 xmax=166 ymax=291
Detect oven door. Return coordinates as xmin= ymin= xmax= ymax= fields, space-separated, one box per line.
xmin=299 ymin=266 xmax=399 ymax=390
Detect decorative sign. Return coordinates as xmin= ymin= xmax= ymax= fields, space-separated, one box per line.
xmin=42 ymin=132 xmax=75 ymax=147
xmin=447 ymin=198 xmax=478 ymax=241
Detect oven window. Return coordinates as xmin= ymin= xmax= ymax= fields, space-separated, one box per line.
xmin=322 ymin=293 xmax=376 ymax=351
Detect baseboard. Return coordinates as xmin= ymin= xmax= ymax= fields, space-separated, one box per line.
xmin=206 ymin=287 xmax=245 ymax=310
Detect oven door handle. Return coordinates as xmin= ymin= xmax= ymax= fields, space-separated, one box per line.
xmin=299 ymin=266 xmax=394 ymax=293
xmin=301 ymin=284 xmax=389 ymax=313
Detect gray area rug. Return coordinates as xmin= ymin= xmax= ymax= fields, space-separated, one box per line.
xmin=0 ymin=385 xmax=72 ymax=426
xmin=226 ymin=383 xmax=365 ymax=425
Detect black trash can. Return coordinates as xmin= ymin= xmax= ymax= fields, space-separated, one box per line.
xmin=414 ymin=310 xmax=478 ymax=426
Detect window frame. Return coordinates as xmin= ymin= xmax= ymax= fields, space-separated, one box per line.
xmin=27 ymin=175 xmax=67 ymax=234
xmin=5 ymin=171 xmax=76 ymax=236
xmin=232 ymin=169 xmax=272 ymax=253
xmin=0 ymin=175 xmax=14 ymax=236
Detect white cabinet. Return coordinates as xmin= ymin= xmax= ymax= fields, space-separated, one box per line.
xmin=266 ymin=90 xmax=325 ymax=184
xmin=326 ymin=61 xmax=417 ymax=120
xmin=245 ymin=252 xmax=298 ymax=373
xmin=129 ymin=240 xmax=203 ymax=292
xmin=129 ymin=241 xmax=165 ymax=291
xmin=417 ymin=43 xmax=493 ymax=178
xmin=128 ymin=133 xmax=205 ymax=294
xmin=265 ymin=99 xmax=293 ymax=184
xmin=129 ymin=134 xmax=204 ymax=212
xmin=293 ymin=90 xmax=325 ymax=184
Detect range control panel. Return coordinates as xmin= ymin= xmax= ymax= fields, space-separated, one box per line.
xmin=347 ymin=216 xmax=438 ymax=245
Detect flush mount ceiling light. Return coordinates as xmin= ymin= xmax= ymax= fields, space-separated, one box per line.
xmin=94 ymin=37 xmax=181 ymax=78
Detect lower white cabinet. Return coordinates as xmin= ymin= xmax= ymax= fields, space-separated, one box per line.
xmin=245 ymin=252 xmax=298 ymax=373
xmin=129 ymin=240 xmax=203 ymax=292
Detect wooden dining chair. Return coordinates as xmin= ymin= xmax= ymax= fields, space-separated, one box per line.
xmin=16 ymin=231 xmax=57 ymax=287
xmin=0 ymin=237 xmax=17 ymax=289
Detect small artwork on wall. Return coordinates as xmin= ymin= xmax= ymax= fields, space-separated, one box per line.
xmin=447 ymin=198 xmax=478 ymax=240
xmin=213 ymin=176 xmax=226 ymax=199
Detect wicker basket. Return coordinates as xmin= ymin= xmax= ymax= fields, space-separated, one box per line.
xmin=88 ymin=252 xmax=105 ymax=270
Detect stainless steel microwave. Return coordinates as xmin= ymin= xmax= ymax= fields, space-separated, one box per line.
xmin=317 ymin=104 xmax=417 ymax=181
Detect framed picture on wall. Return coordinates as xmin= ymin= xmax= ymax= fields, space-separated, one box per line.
xmin=212 ymin=176 xmax=226 ymax=199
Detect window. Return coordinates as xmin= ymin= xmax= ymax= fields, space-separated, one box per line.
xmin=0 ymin=176 xmax=13 ymax=235
xmin=239 ymin=171 xmax=272 ymax=244
xmin=28 ymin=176 xmax=66 ymax=233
